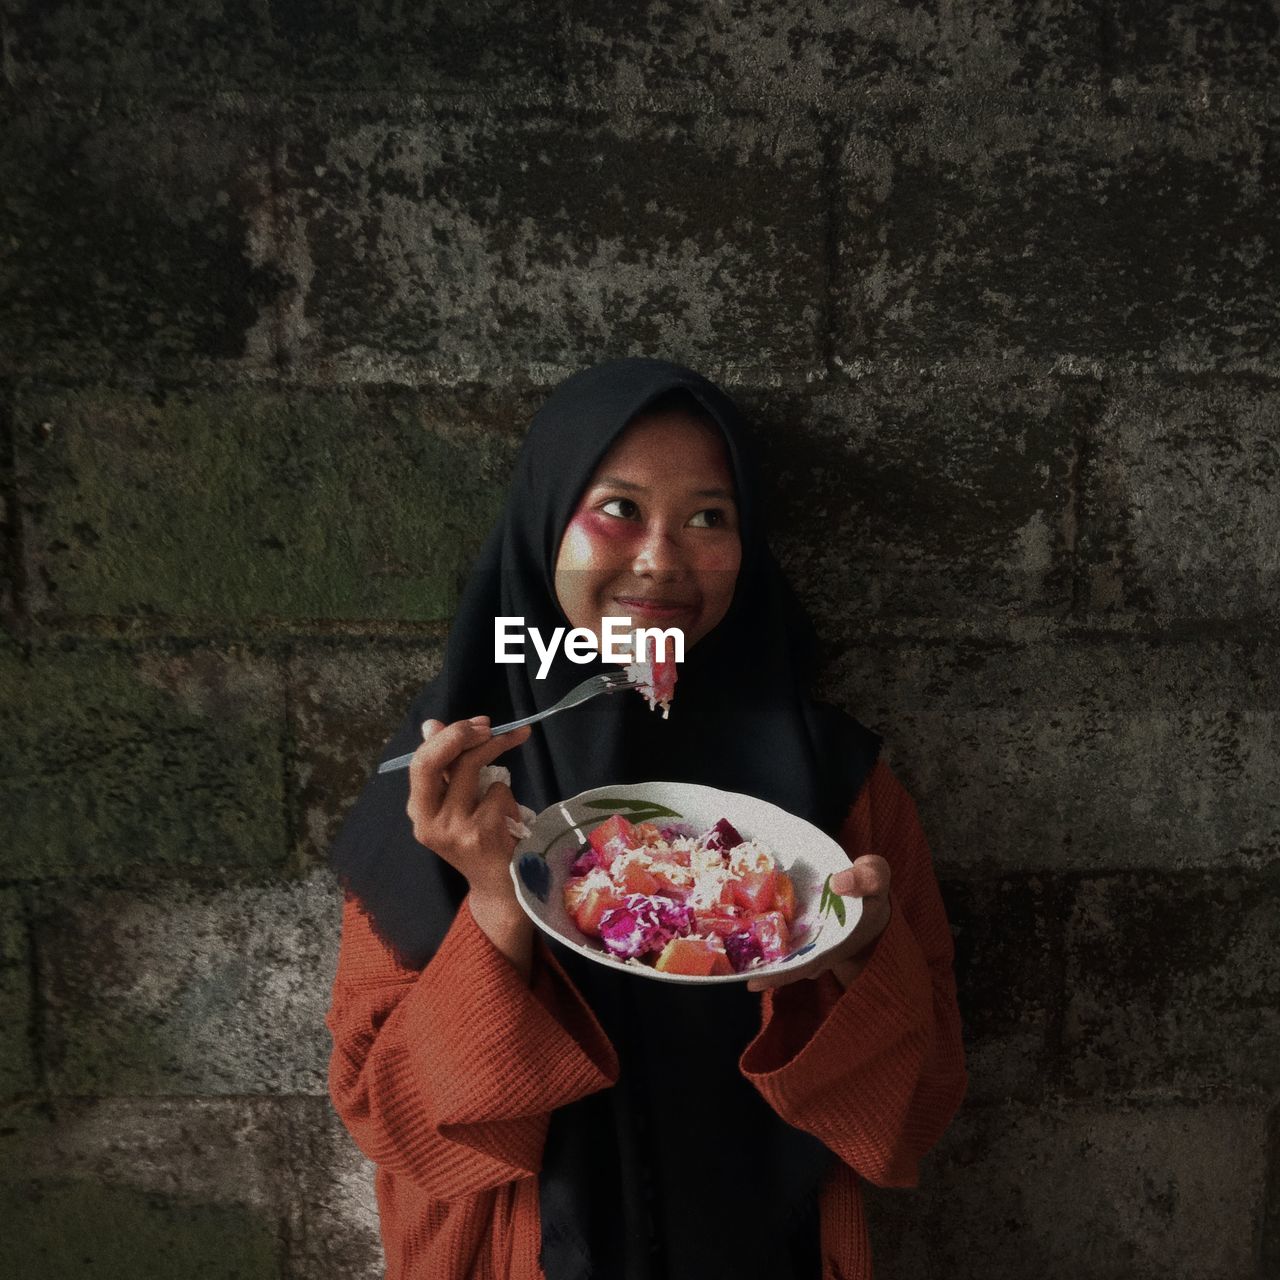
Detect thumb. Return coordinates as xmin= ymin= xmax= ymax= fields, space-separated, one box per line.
xmin=830 ymin=855 xmax=891 ymax=899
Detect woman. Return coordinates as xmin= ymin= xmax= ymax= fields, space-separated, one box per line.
xmin=326 ymin=358 xmax=967 ymax=1280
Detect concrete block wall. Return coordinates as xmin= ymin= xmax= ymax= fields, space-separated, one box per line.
xmin=1 ymin=4 xmax=1276 ymax=1277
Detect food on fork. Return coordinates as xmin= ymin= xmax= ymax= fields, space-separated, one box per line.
xmin=625 ymin=631 xmax=679 ymax=717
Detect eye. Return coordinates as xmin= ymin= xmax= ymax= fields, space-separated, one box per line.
xmin=688 ymin=508 xmax=728 ymax=529
xmin=600 ymin=497 xmax=640 ymax=520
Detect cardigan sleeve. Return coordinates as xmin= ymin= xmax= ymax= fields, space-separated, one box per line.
xmin=738 ymin=760 xmax=968 ymax=1188
xmin=325 ymin=889 xmax=621 ymax=1202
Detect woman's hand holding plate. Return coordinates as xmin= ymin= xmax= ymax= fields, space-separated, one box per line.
xmin=745 ymin=855 xmax=892 ymax=992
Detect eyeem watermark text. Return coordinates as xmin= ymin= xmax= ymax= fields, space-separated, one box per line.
xmin=495 ymin=616 xmax=684 ymax=679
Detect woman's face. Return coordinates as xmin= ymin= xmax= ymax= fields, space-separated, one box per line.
xmin=554 ymin=409 xmax=743 ymax=652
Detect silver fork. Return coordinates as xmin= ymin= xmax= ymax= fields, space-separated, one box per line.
xmin=376 ymin=669 xmax=643 ymax=774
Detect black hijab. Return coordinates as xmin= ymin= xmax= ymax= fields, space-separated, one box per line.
xmin=330 ymin=358 xmax=881 ymax=1280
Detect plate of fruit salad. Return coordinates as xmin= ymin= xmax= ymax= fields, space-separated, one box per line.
xmin=509 ymin=781 xmax=861 ymax=984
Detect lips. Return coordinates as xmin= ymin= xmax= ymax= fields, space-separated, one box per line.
xmin=614 ymin=596 xmax=696 ymax=616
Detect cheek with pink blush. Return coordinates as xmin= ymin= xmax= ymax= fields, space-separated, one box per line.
xmin=568 ymin=509 xmax=638 ymax=545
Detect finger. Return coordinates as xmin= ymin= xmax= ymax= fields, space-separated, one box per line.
xmin=408 ymin=718 xmax=490 ymax=823
xmin=748 ymin=862 xmax=892 ymax=993
xmin=830 ymin=855 xmax=891 ymax=900
xmin=407 ymin=720 xmax=447 ymax=820
xmin=475 ymin=779 xmax=523 ymax=841
xmin=441 ymin=724 xmax=533 ymax=823
xmin=418 ymin=717 xmax=494 ymax=778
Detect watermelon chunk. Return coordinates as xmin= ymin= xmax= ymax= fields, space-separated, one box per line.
xmin=654 ymin=935 xmax=731 ymax=976
xmin=773 ymin=871 xmax=797 ymax=925
xmin=730 ymin=869 xmax=777 ymax=915
xmin=692 ymin=909 xmax=741 ymax=939
xmin=569 ymin=885 xmax=624 ymax=938
xmin=617 ymin=861 xmax=661 ymax=897
xmin=630 ymin=821 xmax=663 ymax=846
xmin=588 ymin=813 xmax=637 ymax=854
xmin=650 ymin=864 xmax=694 ymax=900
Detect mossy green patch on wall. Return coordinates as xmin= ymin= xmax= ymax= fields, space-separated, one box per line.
xmin=1 ymin=1179 xmax=282 ymax=1279
xmin=0 ymin=641 xmax=285 ymax=880
xmin=16 ymin=385 xmax=516 ymax=623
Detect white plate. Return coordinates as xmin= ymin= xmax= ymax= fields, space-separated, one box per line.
xmin=509 ymin=780 xmax=860 ymax=985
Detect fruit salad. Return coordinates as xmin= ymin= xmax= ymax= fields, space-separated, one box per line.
xmin=561 ymin=812 xmax=802 ymax=976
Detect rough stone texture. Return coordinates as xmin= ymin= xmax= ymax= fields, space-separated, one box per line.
xmin=15 ymin=385 xmax=521 ymax=624
xmin=1102 ymin=1 xmax=1280 ymax=90
xmin=289 ymin=640 xmax=445 ymax=868
xmin=1 ymin=2 xmax=266 ymax=92
xmin=37 ymin=870 xmax=341 ymax=1097
xmin=279 ymin=106 xmax=825 ymax=382
xmin=1266 ymin=1103 xmax=1280 ymax=1278
xmin=5 ymin=1096 xmax=288 ymax=1220
xmin=0 ymin=386 xmax=17 ymax=631
xmin=3 ymin=0 xmax=562 ymax=97
xmin=1064 ymin=869 xmax=1280 ymax=1098
xmin=0 ymin=104 xmax=283 ymax=381
xmin=744 ymin=374 xmax=1087 ymax=629
xmin=0 ymin=641 xmax=286 ymax=881
xmin=2 ymin=1179 xmax=283 ymax=1278
xmin=0 ymin=6 xmax=1274 ymax=1278
xmin=942 ymin=875 xmax=1062 ymax=1105
xmin=838 ymin=94 xmax=1277 ymax=371
xmin=0 ymin=1095 xmax=383 ymax=1280
xmin=822 ymin=638 xmax=1280 ymax=873
xmin=281 ymin=1098 xmax=384 ymax=1280
xmin=10 ymin=3 xmax=1278 ymax=100
xmin=1081 ymin=377 xmax=1280 ymax=618
xmin=0 ymin=890 xmax=37 ymax=1098
xmin=863 ymin=1101 xmax=1269 ymax=1280
xmin=566 ymin=0 xmax=1103 ymax=102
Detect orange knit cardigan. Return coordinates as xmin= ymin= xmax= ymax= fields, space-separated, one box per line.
xmin=326 ymin=761 xmax=968 ymax=1279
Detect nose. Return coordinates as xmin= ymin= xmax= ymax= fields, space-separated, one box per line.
xmin=632 ymin=520 xmax=687 ymax=580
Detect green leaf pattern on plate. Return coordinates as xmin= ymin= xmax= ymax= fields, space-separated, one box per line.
xmin=818 ymin=873 xmax=847 ymax=926
xmin=581 ymin=798 xmax=683 ymax=819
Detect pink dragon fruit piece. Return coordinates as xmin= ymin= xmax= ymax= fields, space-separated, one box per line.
xmin=598 ymin=894 xmax=677 ymax=959
xmin=657 ymin=822 xmax=696 ymax=841
xmin=569 ymin=844 xmax=599 ymax=876
xmin=651 ymin=898 xmax=695 ymax=937
xmin=724 ymin=929 xmax=763 ymax=973
xmin=703 ymin=817 xmax=745 ymax=854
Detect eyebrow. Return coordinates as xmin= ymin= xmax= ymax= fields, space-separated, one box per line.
xmin=595 ymin=474 xmax=737 ymax=501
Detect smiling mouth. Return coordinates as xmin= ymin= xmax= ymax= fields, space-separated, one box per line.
xmin=614 ymin=596 xmax=697 ymax=613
